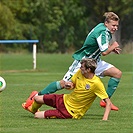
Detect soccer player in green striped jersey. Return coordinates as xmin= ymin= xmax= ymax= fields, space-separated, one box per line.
xmin=22 ymin=12 xmax=122 ymax=111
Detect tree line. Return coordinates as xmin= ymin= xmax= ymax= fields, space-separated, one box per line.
xmin=0 ymin=0 xmax=133 ymax=53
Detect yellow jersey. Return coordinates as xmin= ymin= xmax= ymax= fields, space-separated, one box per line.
xmin=63 ymin=70 xmax=108 ymax=119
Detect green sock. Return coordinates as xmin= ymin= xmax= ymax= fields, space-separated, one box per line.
xmin=106 ymin=77 xmax=120 ymax=98
xmin=38 ymin=81 xmax=62 ymax=95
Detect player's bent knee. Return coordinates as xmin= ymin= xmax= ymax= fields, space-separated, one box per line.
xmin=111 ymin=68 xmax=122 ymax=78
xmin=34 ymin=95 xmax=44 ymax=104
xmin=117 ymin=70 xmax=122 ymax=78
xmin=34 ymin=96 xmax=39 ymax=103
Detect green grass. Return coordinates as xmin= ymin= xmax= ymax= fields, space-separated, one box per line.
xmin=0 ymin=53 xmax=132 ymax=133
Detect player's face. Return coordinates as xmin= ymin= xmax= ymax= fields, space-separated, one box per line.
xmin=105 ymin=20 xmax=119 ymax=34
xmin=80 ymin=63 xmax=88 ymax=75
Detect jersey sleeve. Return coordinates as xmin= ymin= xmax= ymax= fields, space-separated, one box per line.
xmin=96 ymin=30 xmax=111 ymax=52
xmin=94 ymin=81 xmax=108 ymax=99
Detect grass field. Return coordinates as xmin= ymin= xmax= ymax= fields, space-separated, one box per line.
xmin=0 ymin=53 xmax=132 ymax=133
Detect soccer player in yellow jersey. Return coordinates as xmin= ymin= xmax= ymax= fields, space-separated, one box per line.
xmin=25 ymin=58 xmax=111 ymax=120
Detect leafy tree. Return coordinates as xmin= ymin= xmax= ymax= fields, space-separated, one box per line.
xmin=0 ymin=0 xmax=37 ymax=51
xmin=18 ymin=0 xmax=88 ymax=53
xmin=0 ymin=2 xmax=15 ymax=40
xmin=0 ymin=0 xmax=133 ymax=53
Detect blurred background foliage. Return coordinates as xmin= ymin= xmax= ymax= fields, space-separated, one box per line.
xmin=0 ymin=0 xmax=133 ymax=53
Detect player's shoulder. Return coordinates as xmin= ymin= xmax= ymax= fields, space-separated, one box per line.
xmin=92 ymin=23 xmax=107 ymax=36
xmin=95 ymin=23 xmax=105 ymax=29
xmin=71 ymin=69 xmax=81 ymax=80
xmin=93 ymin=75 xmax=103 ymax=84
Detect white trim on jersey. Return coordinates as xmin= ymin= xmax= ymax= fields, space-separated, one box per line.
xmin=97 ymin=34 xmax=109 ymax=52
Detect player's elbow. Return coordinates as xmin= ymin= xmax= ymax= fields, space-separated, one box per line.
xmin=102 ymin=52 xmax=108 ymax=56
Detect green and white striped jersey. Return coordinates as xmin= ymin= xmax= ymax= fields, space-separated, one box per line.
xmin=72 ymin=23 xmax=112 ymax=61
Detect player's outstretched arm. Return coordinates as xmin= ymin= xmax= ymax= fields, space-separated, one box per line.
xmin=102 ymin=98 xmax=111 ymax=121
xmin=102 ymin=41 xmax=120 ymax=56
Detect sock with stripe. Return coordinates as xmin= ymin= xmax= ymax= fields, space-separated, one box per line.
xmin=38 ymin=81 xmax=62 ymax=95
xmin=106 ymin=77 xmax=120 ymax=98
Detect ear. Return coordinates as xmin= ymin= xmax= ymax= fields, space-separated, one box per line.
xmin=104 ymin=21 xmax=108 ymax=27
xmin=87 ymin=68 xmax=91 ymax=73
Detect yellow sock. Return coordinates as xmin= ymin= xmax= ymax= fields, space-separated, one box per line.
xmin=30 ymin=101 xmax=42 ymax=113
